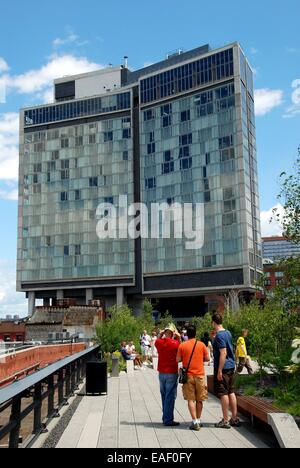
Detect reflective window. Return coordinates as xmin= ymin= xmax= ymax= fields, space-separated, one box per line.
xmin=141 ymin=49 xmax=234 ymax=104
xmin=24 ymin=92 xmax=131 ymax=127
xmin=145 ymin=178 xmax=156 ymax=189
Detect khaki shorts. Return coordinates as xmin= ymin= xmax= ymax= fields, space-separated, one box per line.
xmin=182 ymin=376 xmax=208 ymax=402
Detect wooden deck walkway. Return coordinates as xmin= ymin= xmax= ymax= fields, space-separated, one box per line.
xmin=56 ymin=367 xmax=270 ymax=449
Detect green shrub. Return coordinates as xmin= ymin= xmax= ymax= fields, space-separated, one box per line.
xmin=157 ymin=311 xmax=175 ymax=330
xmin=95 ymin=300 xmax=156 ymax=354
xmin=136 ymin=299 xmax=155 ymax=335
xmin=96 ymin=304 xmax=140 ymax=353
xmin=244 ymin=385 xmax=257 ymax=396
xmin=191 ymin=313 xmax=214 ymax=341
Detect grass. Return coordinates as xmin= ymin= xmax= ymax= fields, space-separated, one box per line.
xmin=243 ymin=385 xmax=257 ymax=396
xmin=235 ymin=373 xmax=300 ymax=417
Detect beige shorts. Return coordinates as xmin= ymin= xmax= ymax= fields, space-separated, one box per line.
xmin=182 ymin=376 xmax=208 ymax=402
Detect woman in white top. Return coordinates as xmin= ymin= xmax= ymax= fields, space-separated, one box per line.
xmin=150 ymin=332 xmax=158 ymax=358
xmin=140 ymin=330 xmax=151 ymax=364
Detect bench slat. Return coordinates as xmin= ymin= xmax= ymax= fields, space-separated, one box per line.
xmin=237 ymin=396 xmax=281 ymax=424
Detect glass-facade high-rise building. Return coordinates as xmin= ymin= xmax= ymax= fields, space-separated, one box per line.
xmin=262 ymin=237 xmax=300 ymax=262
xmin=17 ymin=43 xmax=262 ymax=318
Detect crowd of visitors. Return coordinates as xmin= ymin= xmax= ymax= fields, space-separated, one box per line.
xmin=119 ymin=314 xmax=253 ymax=431
xmin=153 ymin=315 xmax=253 ymax=431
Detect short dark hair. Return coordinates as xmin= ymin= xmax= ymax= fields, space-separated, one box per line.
xmin=187 ymin=325 xmax=197 ymax=339
xmin=212 ymin=313 xmax=223 ymax=325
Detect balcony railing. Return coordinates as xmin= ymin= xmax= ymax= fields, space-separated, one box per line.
xmin=0 ymin=345 xmax=100 ymax=448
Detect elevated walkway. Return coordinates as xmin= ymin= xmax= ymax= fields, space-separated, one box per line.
xmin=39 ymin=368 xmax=274 ymax=449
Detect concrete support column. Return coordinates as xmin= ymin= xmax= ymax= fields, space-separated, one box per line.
xmin=116 ymin=287 xmax=125 ymax=307
xmin=28 ymin=292 xmax=36 ymax=317
xmin=57 ymin=290 xmax=64 ymax=300
xmin=86 ymin=288 xmax=93 ymax=305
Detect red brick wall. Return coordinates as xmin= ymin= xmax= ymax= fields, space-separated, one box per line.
xmin=0 ymin=343 xmax=86 ymax=386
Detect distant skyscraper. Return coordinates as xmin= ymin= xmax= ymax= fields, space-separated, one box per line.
xmin=18 ymin=42 xmax=262 ymax=317
xmin=262 ymin=236 xmax=300 ymax=262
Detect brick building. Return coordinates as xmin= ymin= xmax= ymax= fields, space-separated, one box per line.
xmin=25 ymin=304 xmax=105 ymax=342
xmin=0 ymin=320 xmax=26 ymax=342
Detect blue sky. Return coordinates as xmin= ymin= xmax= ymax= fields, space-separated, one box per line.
xmin=0 ymin=0 xmax=299 ymax=316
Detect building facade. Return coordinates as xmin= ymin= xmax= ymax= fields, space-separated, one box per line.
xmin=17 ymin=43 xmax=262 ymax=318
xmin=262 ymin=236 xmax=300 ymax=262
xmin=0 ymin=320 xmax=26 ymax=342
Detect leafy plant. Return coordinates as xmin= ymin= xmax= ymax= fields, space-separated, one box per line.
xmin=95 ymin=304 xmax=140 ymax=353
xmin=136 ymin=299 xmax=155 ymax=335
xmin=157 ymin=311 xmax=175 ymax=330
xmin=191 ymin=313 xmax=214 ymax=340
xmin=273 ymin=151 xmax=300 ymax=244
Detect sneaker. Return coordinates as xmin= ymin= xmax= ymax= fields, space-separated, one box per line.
xmin=190 ymin=423 xmax=201 ymax=431
xmin=230 ymin=417 xmax=241 ymax=427
xmin=215 ymin=419 xmax=231 ymax=429
xmin=164 ymin=421 xmax=180 ymax=427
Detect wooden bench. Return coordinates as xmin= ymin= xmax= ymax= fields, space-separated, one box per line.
xmin=237 ymin=395 xmax=282 ymax=426
xmin=207 ymin=375 xmax=282 ymax=427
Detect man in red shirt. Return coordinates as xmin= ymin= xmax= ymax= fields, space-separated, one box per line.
xmin=155 ymin=325 xmax=181 ymax=427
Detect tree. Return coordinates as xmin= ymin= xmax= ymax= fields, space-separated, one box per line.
xmin=273 ymin=151 xmax=300 ymax=243
xmin=272 ymin=256 xmax=300 ymax=313
xmin=191 ymin=313 xmax=214 ymax=340
xmin=95 ymin=304 xmax=140 ymax=353
xmin=285 ymin=328 xmax=300 ymax=375
xmin=137 ymin=299 xmax=155 ymax=333
xmin=158 ymin=311 xmax=175 ymax=330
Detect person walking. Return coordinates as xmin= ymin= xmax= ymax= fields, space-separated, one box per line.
xmin=150 ymin=332 xmax=158 ymax=358
xmin=177 ymin=325 xmax=210 ymax=431
xmin=236 ymin=330 xmax=254 ymax=375
xmin=212 ymin=313 xmax=241 ymax=429
xmin=140 ymin=330 xmax=151 ymax=365
xmin=155 ymin=324 xmax=181 ymax=427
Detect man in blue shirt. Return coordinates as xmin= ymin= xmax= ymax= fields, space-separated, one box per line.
xmin=212 ymin=313 xmax=241 ymax=429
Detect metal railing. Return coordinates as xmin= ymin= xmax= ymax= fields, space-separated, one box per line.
xmin=0 ymin=343 xmax=36 ymax=357
xmin=0 ymin=345 xmax=100 ymax=448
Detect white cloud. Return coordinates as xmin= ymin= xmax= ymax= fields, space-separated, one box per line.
xmin=53 ymin=32 xmax=78 ymax=48
xmin=52 ymin=28 xmax=89 ymax=49
xmin=0 ymin=55 xmax=103 ymax=188
xmin=0 ymin=260 xmax=27 ymax=318
xmin=0 ymin=112 xmax=19 ymax=183
xmin=0 ymin=76 xmax=6 ymax=103
xmin=41 ymin=88 xmax=54 ymax=104
xmin=3 ymin=54 xmax=102 ymax=96
xmin=260 ymin=203 xmax=284 ymax=237
xmin=284 ymin=79 xmax=300 ymax=117
xmin=0 ymin=57 xmax=9 ymax=73
xmin=0 ymin=186 xmax=18 ymax=201
xmin=254 ymin=88 xmax=284 ymax=116
xmin=250 ymin=47 xmax=258 ymax=55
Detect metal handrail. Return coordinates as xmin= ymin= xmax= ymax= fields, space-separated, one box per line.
xmin=0 ymin=345 xmax=98 ymax=405
xmin=0 ymin=345 xmax=100 ymax=448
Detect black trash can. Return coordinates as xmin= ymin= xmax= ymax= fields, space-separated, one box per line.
xmin=86 ymin=361 xmax=108 ymax=395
